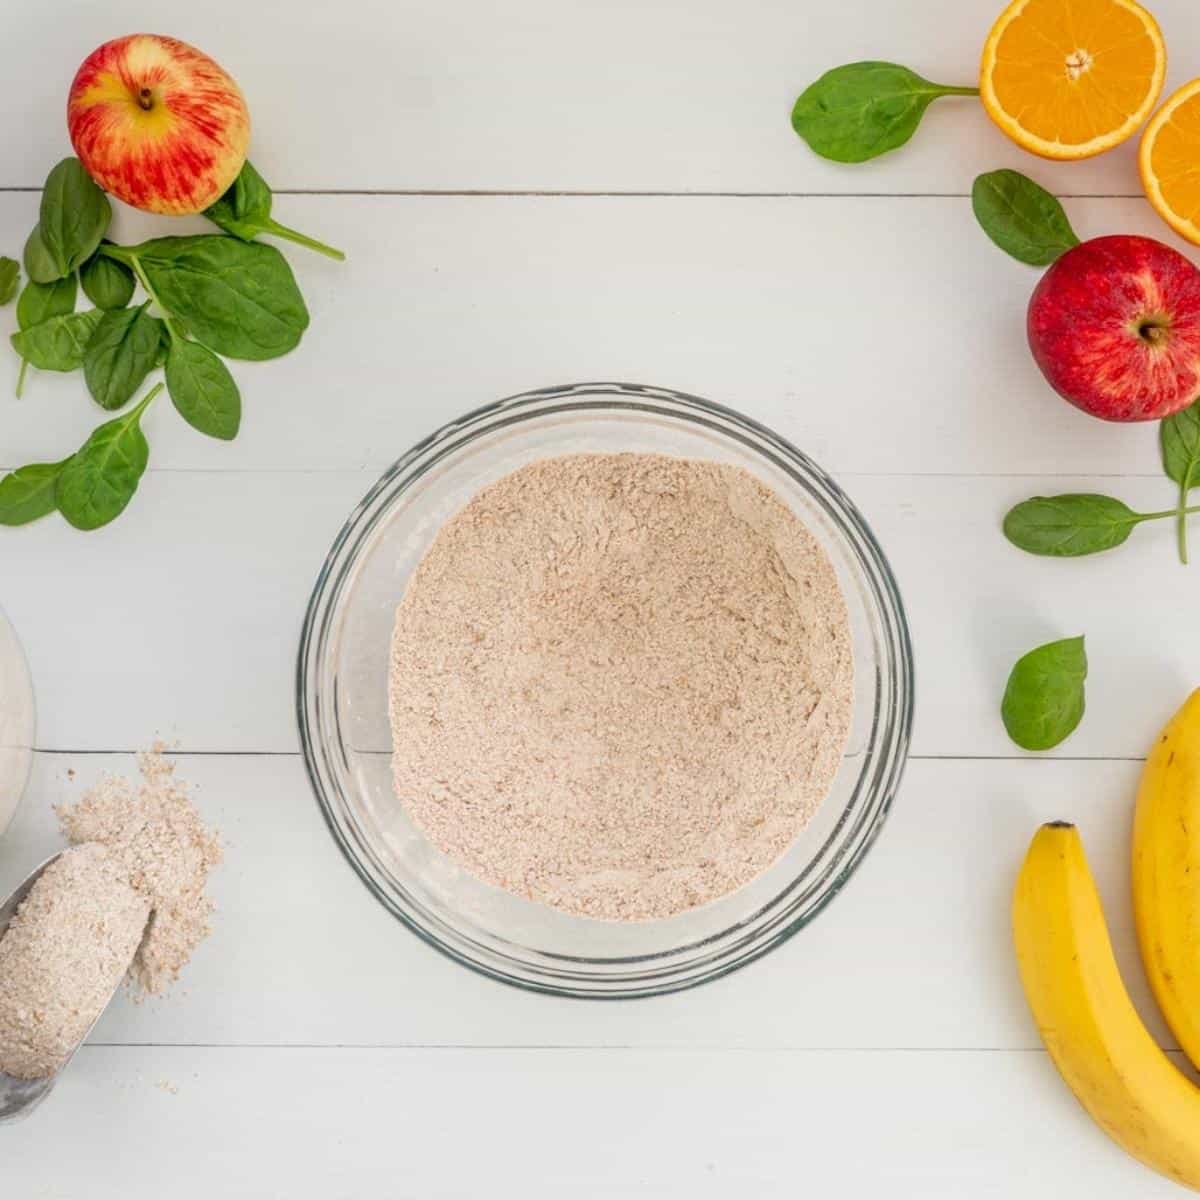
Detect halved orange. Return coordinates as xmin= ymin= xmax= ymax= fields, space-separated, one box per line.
xmin=980 ymin=0 xmax=1166 ymax=160
xmin=1141 ymin=80 xmax=1200 ymax=245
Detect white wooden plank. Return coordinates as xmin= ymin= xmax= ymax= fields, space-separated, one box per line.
xmin=0 ymin=469 xmax=1191 ymax=756
xmin=0 ymin=753 xmax=1168 ymax=1051
xmin=0 ymin=193 xmax=1185 ymax=479
xmin=7 ymin=0 xmax=1200 ymax=197
xmin=1 ymin=1044 xmax=1184 ymax=1198
xmin=0 ymin=469 xmax=367 ymax=754
xmin=858 ymin=472 xmax=1200 ymax=762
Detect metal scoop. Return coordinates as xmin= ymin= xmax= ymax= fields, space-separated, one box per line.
xmin=0 ymin=852 xmax=145 ymax=1124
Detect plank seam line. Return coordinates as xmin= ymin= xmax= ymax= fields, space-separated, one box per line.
xmin=77 ymin=1043 xmax=1087 ymax=1053
xmin=0 ymin=466 xmax=1178 ymax=480
xmin=30 ymin=748 xmax=1148 ymax=763
xmin=0 ymin=187 xmax=1148 ymax=199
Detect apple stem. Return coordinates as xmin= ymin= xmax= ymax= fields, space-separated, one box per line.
xmin=137 ymin=87 xmax=154 ymax=111
xmin=264 ymin=218 xmax=346 ymax=262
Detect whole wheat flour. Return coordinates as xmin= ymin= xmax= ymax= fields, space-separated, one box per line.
xmin=0 ymin=751 xmax=221 ymax=1079
xmin=0 ymin=844 xmax=149 ymax=1078
xmin=57 ymin=749 xmax=222 ymax=995
xmin=389 ymin=453 xmax=853 ymax=921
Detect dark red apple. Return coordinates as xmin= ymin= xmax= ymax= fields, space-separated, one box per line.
xmin=1027 ymin=234 xmax=1200 ymax=422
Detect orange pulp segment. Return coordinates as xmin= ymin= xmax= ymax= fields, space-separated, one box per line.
xmin=980 ymin=0 xmax=1165 ymax=160
xmin=1141 ymin=79 xmax=1200 ymax=246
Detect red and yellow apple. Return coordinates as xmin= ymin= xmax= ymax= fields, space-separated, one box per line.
xmin=1027 ymin=235 xmax=1200 ymax=422
xmin=67 ymin=34 xmax=250 ymax=216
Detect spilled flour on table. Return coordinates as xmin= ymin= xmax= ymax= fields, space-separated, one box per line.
xmin=57 ymin=749 xmax=223 ymax=996
xmin=0 ymin=750 xmax=221 ymax=1079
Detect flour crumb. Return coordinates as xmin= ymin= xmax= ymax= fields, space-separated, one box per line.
xmin=155 ymin=1078 xmax=179 ymax=1095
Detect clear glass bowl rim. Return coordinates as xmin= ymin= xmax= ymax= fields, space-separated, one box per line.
xmin=297 ymin=382 xmax=915 ymax=999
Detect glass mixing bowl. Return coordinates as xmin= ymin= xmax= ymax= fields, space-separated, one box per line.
xmin=298 ymin=383 xmax=913 ymax=998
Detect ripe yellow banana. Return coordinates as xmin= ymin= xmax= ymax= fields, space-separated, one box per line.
xmin=1134 ymin=688 xmax=1200 ymax=1073
xmin=1013 ymin=821 xmax=1200 ymax=1190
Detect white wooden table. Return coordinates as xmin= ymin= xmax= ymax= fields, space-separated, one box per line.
xmin=2 ymin=1 xmax=1198 ymax=1194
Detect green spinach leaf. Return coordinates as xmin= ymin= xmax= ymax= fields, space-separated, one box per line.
xmin=83 ymin=303 xmax=164 ymax=411
xmin=80 ymin=247 xmax=136 ymax=310
xmin=23 ymin=226 xmax=60 ymax=285
xmin=791 ymin=62 xmax=978 ymax=163
xmin=10 ymin=308 xmax=103 ymax=371
xmin=56 ymin=383 xmax=160 ymax=530
xmin=0 ymin=257 xmax=19 ymax=305
xmin=17 ymin=276 xmax=77 ymax=330
xmin=108 ymin=236 xmax=309 ymax=360
xmin=165 ymin=339 xmax=241 ymax=440
xmin=38 ymin=158 xmax=111 ymax=279
xmin=205 ymin=159 xmax=272 ymax=236
xmin=153 ymin=325 xmax=171 ymax=368
xmin=1003 ymin=494 xmax=1148 ymax=556
xmin=0 ymin=460 xmax=70 ymax=526
xmin=13 ymin=275 xmax=79 ymax=397
xmin=1161 ymin=399 xmax=1200 ymax=564
xmin=972 ymin=170 xmax=1080 ymax=266
xmin=205 ymin=161 xmax=345 ymax=260
xmin=1001 ymin=636 xmax=1087 ymax=751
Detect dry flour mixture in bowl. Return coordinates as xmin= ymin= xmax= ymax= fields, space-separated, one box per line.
xmin=298 ymin=383 xmax=913 ymax=998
